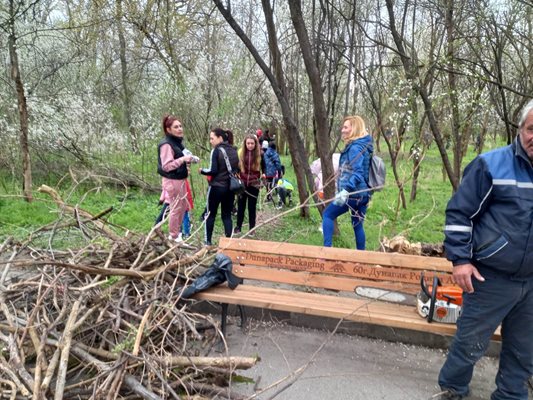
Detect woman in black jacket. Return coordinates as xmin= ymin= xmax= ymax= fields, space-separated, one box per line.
xmin=200 ymin=128 xmax=239 ymax=246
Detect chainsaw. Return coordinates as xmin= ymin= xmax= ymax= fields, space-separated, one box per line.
xmin=417 ymin=272 xmax=463 ymax=323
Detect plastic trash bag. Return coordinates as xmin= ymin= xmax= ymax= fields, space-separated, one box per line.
xmin=179 ymin=253 xmax=242 ymax=299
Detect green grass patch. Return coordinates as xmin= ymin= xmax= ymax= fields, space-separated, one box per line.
xmin=0 ymin=138 xmax=507 ymax=249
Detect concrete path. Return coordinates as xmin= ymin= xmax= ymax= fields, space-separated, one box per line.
xmin=220 ymin=319 xmax=506 ymax=400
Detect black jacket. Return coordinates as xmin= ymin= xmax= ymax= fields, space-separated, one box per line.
xmin=201 ymin=142 xmax=239 ymax=188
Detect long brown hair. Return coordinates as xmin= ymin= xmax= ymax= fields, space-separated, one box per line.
xmin=239 ymin=134 xmax=261 ymax=171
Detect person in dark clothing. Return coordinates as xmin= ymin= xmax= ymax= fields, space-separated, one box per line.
xmin=262 ymin=142 xmax=283 ymax=203
xmin=235 ymin=134 xmax=262 ymax=234
xmin=199 ymin=128 xmax=239 ymax=246
xmin=435 ymin=99 xmax=533 ymax=400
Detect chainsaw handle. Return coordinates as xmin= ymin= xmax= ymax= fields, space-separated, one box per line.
xmin=420 ymin=272 xmax=432 ymax=298
xmin=427 ymin=276 xmax=439 ymax=323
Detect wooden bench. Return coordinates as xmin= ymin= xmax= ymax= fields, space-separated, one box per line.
xmin=194 ymin=238 xmax=501 ymax=341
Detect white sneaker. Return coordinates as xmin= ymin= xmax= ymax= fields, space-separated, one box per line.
xmin=168 ymin=234 xmax=183 ymax=243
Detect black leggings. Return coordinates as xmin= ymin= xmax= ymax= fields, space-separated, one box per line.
xmin=236 ymin=185 xmax=260 ymax=230
xmin=204 ymin=185 xmax=234 ymax=245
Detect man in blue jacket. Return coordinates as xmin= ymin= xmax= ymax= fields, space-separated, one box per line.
xmin=437 ymin=99 xmax=533 ymax=400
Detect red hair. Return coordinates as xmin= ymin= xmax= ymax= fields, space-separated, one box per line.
xmin=162 ymin=114 xmax=180 ymax=135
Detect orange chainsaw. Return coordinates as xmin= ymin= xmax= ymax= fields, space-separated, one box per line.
xmin=417 ymin=272 xmax=463 ymax=323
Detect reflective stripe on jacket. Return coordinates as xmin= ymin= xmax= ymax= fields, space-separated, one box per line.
xmin=444 ymin=138 xmax=533 ymax=277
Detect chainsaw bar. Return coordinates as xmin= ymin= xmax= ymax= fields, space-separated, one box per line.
xmin=354 ymin=286 xmax=416 ymax=306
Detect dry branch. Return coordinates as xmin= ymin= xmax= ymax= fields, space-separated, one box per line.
xmin=0 ymin=187 xmax=254 ymax=399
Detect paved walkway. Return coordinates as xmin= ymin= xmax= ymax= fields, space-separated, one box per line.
xmin=220 ymin=320 xmax=503 ymax=400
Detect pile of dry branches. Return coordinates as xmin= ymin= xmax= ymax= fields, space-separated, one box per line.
xmin=0 ymin=186 xmax=257 ymax=400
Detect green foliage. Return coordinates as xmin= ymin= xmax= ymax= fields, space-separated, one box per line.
xmin=0 ymin=137 xmax=507 ymax=249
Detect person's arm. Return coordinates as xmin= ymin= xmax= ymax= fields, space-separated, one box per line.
xmin=274 ymin=153 xmax=282 ymax=176
xmin=444 ymin=157 xmax=492 ymax=292
xmin=343 ymin=143 xmax=366 ymax=193
xmin=200 ymin=148 xmax=219 ymax=176
xmin=160 ymin=144 xmax=191 ymax=172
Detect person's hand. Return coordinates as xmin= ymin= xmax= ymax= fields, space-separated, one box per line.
xmin=261 ymin=174 xmax=266 ymax=179
xmin=452 ymin=263 xmax=485 ymax=293
xmin=182 ymin=155 xmax=193 ymax=164
xmin=198 ymin=167 xmax=203 ymax=174
xmin=333 ymin=189 xmax=349 ymax=206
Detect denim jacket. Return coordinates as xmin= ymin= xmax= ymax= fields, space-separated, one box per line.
xmin=337 ymin=135 xmax=373 ymax=197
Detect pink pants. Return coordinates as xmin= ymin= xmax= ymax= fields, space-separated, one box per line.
xmin=162 ymin=178 xmax=188 ymax=238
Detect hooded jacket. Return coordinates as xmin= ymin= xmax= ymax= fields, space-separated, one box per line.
xmin=444 ymin=137 xmax=533 ymax=278
xmin=263 ymin=147 xmax=282 ymax=178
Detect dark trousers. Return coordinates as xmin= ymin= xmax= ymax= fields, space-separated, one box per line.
xmin=236 ymin=186 xmax=259 ymax=230
xmin=204 ymin=185 xmax=234 ymax=245
xmin=155 ymin=203 xmax=169 ymax=225
xmin=438 ymin=270 xmax=533 ymax=399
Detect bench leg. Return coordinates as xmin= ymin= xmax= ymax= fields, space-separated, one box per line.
xmin=238 ymin=305 xmax=247 ymax=332
xmin=220 ymin=303 xmax=228 ymax=336
xmin=219 ymin=304 xmax=246 ymax=337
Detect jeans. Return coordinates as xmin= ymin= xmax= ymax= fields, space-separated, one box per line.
xmin=182 ymin=211 xmax=190 ymax=236
xmin=322 ymin=195 xmax=369 ymax=250
xmin=439 ymin=270 xmax=533 ymax=399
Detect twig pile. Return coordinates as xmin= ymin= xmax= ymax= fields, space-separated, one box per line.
xmin=0 ymin=186 xmax=257 ymax=399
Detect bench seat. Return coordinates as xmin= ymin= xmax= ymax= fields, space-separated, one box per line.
xmin=193 ymin=238 xmax=501 ymax=341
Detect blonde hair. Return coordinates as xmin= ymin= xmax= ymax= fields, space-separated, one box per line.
xmin=342 ymin=115 xmax=368 ymax=144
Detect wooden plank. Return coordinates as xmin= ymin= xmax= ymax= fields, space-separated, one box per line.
xmin=218 ymin=237 xmax=453 ymax=272
xmin=194 ymin=285 xmax=501 ymax=341
xmin=233 ymin=265 xmax=421 ymax=295
xmin=227 ymin=250 xmax=455 ymax=286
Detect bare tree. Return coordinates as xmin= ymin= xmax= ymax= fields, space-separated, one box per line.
xmin=116 ymin=0 xmax=139 ymax=154
xmin=288 ymin=0 xmax=335 ymax=202
xmin=5 ymin=0 xmax=34 ymax=202
xmin=212 ymin=0 xmax=318 ymax=217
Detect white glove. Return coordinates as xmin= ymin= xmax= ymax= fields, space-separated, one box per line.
xmin=183 ymin=148 xmax=200 ymax=163
xmin=333 ymin=189 xmax=349 ymax=206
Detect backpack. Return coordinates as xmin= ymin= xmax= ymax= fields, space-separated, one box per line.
xmin=368 ymin=154 xmax=386 ymax=192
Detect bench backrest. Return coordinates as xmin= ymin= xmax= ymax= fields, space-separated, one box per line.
xmin=218 ymin=237 xmax=454 ymax=296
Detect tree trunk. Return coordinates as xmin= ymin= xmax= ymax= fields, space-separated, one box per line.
xmin=213 ymin=0 xmax=315 ymax=217
xmin=288 ymin=0 xmax=335 ymax=202
xmin=8 ymin=0 xmax=32 ymax=202
xmin=116 ymin=0 xmax=139 ymax=154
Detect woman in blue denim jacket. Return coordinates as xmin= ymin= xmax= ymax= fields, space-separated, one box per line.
xmin=322 ymin=115 xmax=372 ymax=250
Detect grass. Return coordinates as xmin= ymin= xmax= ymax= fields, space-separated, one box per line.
xmin=0 ymin=138 xmax=506 ymax=250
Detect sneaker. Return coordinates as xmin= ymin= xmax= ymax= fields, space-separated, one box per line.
xmin=431 ymin=390 xmax=463 ymax=400
xmin=168 ymin=234 xmax=183 ymax=243
xmin=233 ymin=227 xmax=241 ymax=234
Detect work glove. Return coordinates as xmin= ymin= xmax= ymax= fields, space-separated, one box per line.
xmin=333 ymin=189 xmax=349 ymax=206
xmin=183 ymin=148 xmax=200 ymax=163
